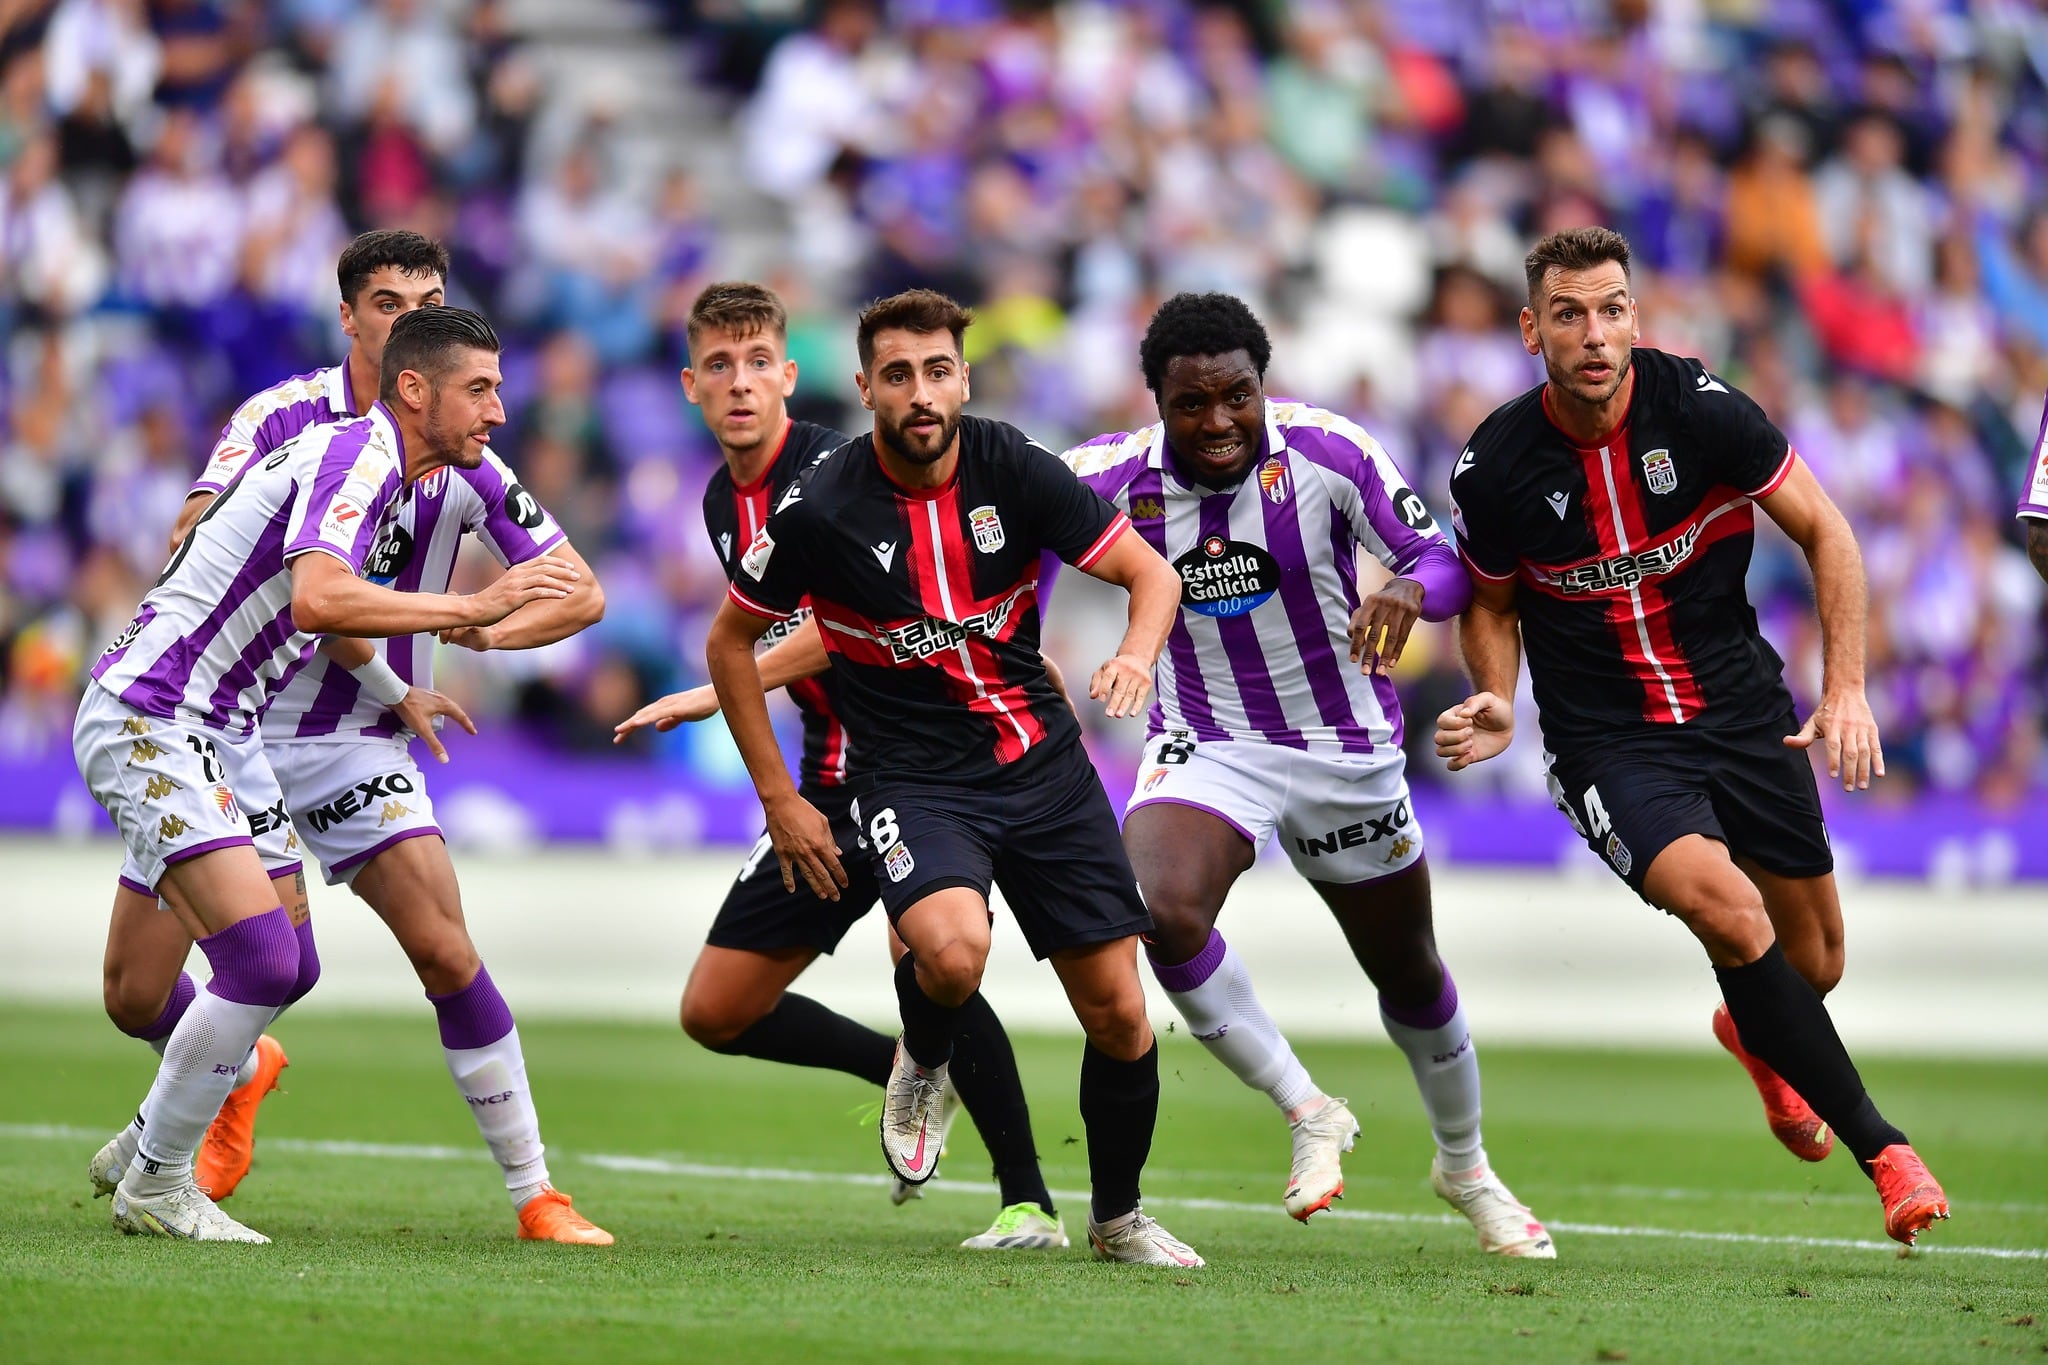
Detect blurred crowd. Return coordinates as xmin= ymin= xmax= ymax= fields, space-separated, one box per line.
xmin=3 ymin=0 xmax=2047 ymax=808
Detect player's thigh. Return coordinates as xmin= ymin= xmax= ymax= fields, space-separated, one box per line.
xmin=103 ymin=882 xmax=194 ymax=1024
xmin=157 ymin=845 xmax=291 ymax=938
xmin=1546 ymin=741 xmax=1720 ymax=900
xmin=1639 ymin=834 xmax=1774 ymax=966
xmin=681 ymin=944 xmax=820 ymax=1039
xmin=1706 ymin=716 xmax=1836 ymax=884
xmin=1049 ymin=934 xmax=1151 ymax=1059
xmin=990 ymin=747 xmax=1153 ymax=962
xmin=1310 ymin=856 xmax=1444 ymax=1001
xmin=270 ymin=738 xmax=439 ymax=888
xmin=853 ymin=785 xmax=997 ymax=960
xmin=1123 ymin=734 xmax=1263 ymax=947
xmin=349 ymin=834 xmax=475 ymax=978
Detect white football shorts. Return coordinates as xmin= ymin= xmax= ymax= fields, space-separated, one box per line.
xmin=75 ymin=683 xmax=301 ymax=894
xmin=267 ymin=737 xmax=441 ymax=885
xmin=1125 ymin=729 xmax=1424 ymax=884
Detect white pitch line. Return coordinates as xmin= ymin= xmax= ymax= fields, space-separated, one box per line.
xmin=5 ymin=1124 xmax=2039 ymax=1262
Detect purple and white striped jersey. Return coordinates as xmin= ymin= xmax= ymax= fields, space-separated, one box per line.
xmin=263 ymin=446 xmax=565 ymax=743
xmin=1062 ymin=400 xmax=1452 ymax=755
xmin=193 ymin=362 xmax=358 ymax=495
xmin=91 ymin=405 xmax=411 ymax=738
xmin=2017 ymin=392 xmax=2048 ymax=523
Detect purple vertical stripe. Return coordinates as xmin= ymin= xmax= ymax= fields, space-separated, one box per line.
xmin=1131 ymin=468 xmax=1226 ymax=742
xmin=1200 ymin=493 xmax=1303 ymax=747
xmin=1328 ymin=502 xmax=1360 ymax=613
xmin=254 ymin=397 xmax=329 ymax=462
xmin=1258 ymin=467 xmax=1373 ymax=754
xmin=293 ymin=656 xmax=359 ymax=738
xmin=119 ymin=504 xmax=293 ymax=718
xmin=204 ymin=606 xmax=303 ymax=731
xmin=282 ymin=420 xmax=379 ymax=563
xmin=89 ymin=604 xmax=157 ymax=684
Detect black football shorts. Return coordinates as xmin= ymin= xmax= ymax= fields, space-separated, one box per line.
xmin=706 ymin=783 xmax=881 ymax=955
xmin=1545 ymin=709 xmax=1833 ymax=900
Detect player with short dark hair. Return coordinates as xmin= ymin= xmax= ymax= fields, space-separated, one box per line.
xmin=1437 ymin=225 xmax=1949 ymax=1246
xmin=1060 ymin=292 xmax=1552 ymax=1255
xmin=615 ymin=281 xmax=1065 ymax=1251
xmin=706 ymin=288 xmax=1204 ymax=1266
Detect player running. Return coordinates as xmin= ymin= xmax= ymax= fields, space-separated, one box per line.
xmin=1058 ymin=292 xmax=1553 ymax=1256
xmin=706 ymin=289 xmax=1202 ymax=1266
xmin=78 ymin=306 xmax=582 ymax=1242
xmin=615 ymin=281 xmax=1062 ymax=1250
xmin=1436 ymin=226 xmax=1948 ymax=1246
xmin=102 ymin=249 xmax=612 ymax=1243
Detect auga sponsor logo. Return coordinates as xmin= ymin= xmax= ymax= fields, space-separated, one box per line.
xmin=1173 ymin=536 xmax=1280 ymax=618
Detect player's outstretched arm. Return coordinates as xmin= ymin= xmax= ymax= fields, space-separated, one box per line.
xmin=1435 ymin=576 xmax=1520 ymax=770
xmin=1078 ymin=529 xmax=1178 ymax=719
xmin=440 ymin=541 xmax=606 ymax=652
xmin=290 ymin=550 xmax=578 ymax=638
xmin=706 ymin=599 xmax=847 ymax=899
xmin=614 ymin=614 xmax=830 ymax=742
xmin=1757 ymin=456 xmax=1883 ymax=791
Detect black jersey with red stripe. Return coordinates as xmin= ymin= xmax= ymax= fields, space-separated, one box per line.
xmin=1449 ymin=347 xmax=1800 ymax=753
xmin=703 ymin=420 xmax=853 ymax=787
xmin=729 ymin=415 xmax=1129 ymax=785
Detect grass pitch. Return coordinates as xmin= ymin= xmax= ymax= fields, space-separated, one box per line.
xmin=0 ymin=1004 xmax=2042 ymax=1364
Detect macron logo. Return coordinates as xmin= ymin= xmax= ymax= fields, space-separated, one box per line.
xmin=1545 ymin=491 xmax=1570 ymax=519
xmin=1455 ymin=449 xmax=1476 ymax=478
xmin=1696 ymin=372 xmax=1729 ymax=395
xmin=872 ymin=540 xmax=897 ymax=572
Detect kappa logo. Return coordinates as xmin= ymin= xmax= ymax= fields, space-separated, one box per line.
xmin=144 ymin=774 xmax=181 ymax=801
xmin=1256 ymin=457 xmax=1288 ymax=505
xmin=1385 ymin=833 xmax=1416 ymax=863
xmin=969 ymin=504 xmax=1005 ymax=553
xmin=378 ymin=800 xmax=414 ymax=828
xmin=128 ymin=738 xmax=167 ymax=765
xmin=1545 ymin=491 xmax=1571 ymax=519
xmin=121 ymin=717 xmax=152 ymax=736
xmin=872 ymin=540 xmax=897 ymax=572
xmin=1642 ymin=448 xmax=1677 ymax=495
xmin=717 ymin=532 xmax=733 ymax=561
xmin=305 ymin=772 xmax=417 ymax=833
xmin=157 ymin=814 xmax=190 ymax=842
xmin=1130 ymin=497 xmax=1165 ymax=521
xmin=1293 ymin=800 xmax=1413 ymax=859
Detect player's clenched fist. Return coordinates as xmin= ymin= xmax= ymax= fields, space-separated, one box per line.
xmin=1089 ymin=652 xmax=1154 ymax=719
xmin=466 ymin=555 xmax=580 ymax=625
xmin=764 ymin=789 xmax=848 ymax=900
xmin=1434 ymin=691 xmax=1515 ymax=771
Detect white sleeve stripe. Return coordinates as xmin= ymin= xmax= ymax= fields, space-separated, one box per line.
xmin=1745 ymin=446 xmax=1797 ymax=500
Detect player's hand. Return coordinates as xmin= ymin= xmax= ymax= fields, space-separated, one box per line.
xmin=392 ymin=686 xmax=477 ymax=764
xmin=763 ymin=789 xmax=848 ymax=900
xmin=1349 ymin=577 xmax=1425 ymax=676
xmin=611 ymin=687 xmax=719 ymax=743
xmin=1434 ymin=691 xmax=1514 ymax=771
xmin=437 ymin=624 xmax=497 ymax=651
xmin=1089 ymin=652 xmax=1154 ymax=719
xmin=1785 ymin=689 xmax=1885 ymax=791
xmin=465 ymin=556 xmax=579 ymax=626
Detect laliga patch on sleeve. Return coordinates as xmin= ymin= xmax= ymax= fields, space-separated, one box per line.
xmin=740 ymin=527 xmax=776 ymax=579
xmin=206 ymin=444 xmax=253 ymax=480
xmin=320 ymin=491 xmax=370 ymax=548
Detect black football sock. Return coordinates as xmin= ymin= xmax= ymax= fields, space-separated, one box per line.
xmin=1080 ymin=1039 xmax=1159 ymax=1225
xmin=950 ymin=992 xmax=1054 ymax=1214
xmin=894 ymin=952 xmax=960 ymax=1070
xmin=1714 ymin=943 xmax=1907 ymax=1171
xmin=708 ymin=993 xmax=895 ymax=1085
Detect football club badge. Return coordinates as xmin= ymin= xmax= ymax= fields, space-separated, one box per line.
xmin=213 ymin=786 xmax=240 ymax=820
xmin=1642 ymin=448 xmax=1677 ymax=495
xmin=1257 ymin=457 xmax=1288 ymax=505
xmin=969 ymin=504 xmax=1005 ymax=553
xmin=884 ymin=842 xmax=916 ymax=883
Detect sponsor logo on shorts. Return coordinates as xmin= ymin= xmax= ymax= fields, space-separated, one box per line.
xmin=247 ymin=798 xmax=292 ymax=836
xmin=1173 ymin=537 xmax=1281 ymax=618
xmin=884 ymin=842 xmax=915 ymax=884
xmin=127 ymin=738 xmax=167 ymax=765
xmin=1605 ymin=832 xmax=1633 ymax=877
xmin=305 ymin=772 xmax=417 ymax=833
xmin=378 ymin=800 xmax=414 ymax=828
xmin=969 ymin=504 xmax=1005 ymax=553
xmin=285 ymin=828 xmax=300 ymax=853
xmin=121 ymin=717 xmax=152 ymax=736
xmin=1293 ymin=800 xmax=1413 ymax=859
xmin=1385 ymin=833 xmax=1415 ymax=863
xmin=157 ymin=814 xmax=190 ymax=842
xmin=143 ymin=774 xmax=181 ymax=801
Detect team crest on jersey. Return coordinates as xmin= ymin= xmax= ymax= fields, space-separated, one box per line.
xmin=1130 ymin=497 xmax=1165 ymax=522
xmin=969 ymin=504 xmax=1005 ymax=553
xmin=1642 ymin=448 xmax=1677 ymax=495
xmin=1257 ymin=457 xmax=1288 ymax=505
xmin=740 ymin=527 xmax=775 ymax=579
xmin=1605 ymin=832 xmax=1633 ymax=877
xmin=884 ymin=841 xmax=916 ymax=883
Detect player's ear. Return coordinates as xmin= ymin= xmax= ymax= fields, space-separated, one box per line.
xmin=780 ymin=358 xmax=797 ymax=398
xmin=1518 ymin=305 xmax=1540 ymax=356
xmin=679 ymin=367 xmax=699 ymax=405
xmin=339 ymin=299 xmax=357 ymax=341
xmin=854 ymin=369 xmax=874 ymax=411
xmin=959 ymin=360 xmax=970 ymax=404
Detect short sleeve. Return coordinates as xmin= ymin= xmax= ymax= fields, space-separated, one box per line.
xmin=283 ymin=430 xmax=401 ymax=575
xmin=1015 ymin=436 xmax=1128 ymax=569
xmin=727 ymin=496 xmax=813 ymax=619
xmin=466 ymin=450 xmax=567 ymax=566
xmin=1447 ymin=446 xmax=1518 ymax=584
xmin=192 ymin=402 xmax=264 ymax=496
xmin=2016 ymin=394 xmax=2048 ymax=523
xmin=1687 ymin=363 xmax=1794 ymax=498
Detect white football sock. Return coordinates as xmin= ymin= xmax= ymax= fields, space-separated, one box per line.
xmin=1152 ymin=932 xmax=1323 ymax=1118
xmin=443 ymin=1026 xmax=550 ymax=1203
xmin=1380 ymin=986 xmax=1485 ymax=1170
xmin=128 ymin=993 xmax=277 ymax=1196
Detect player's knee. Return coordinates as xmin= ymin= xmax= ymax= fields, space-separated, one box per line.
xmin=1136 ymin=889 xmax=1211 ymax=963
xmin=403 ymin=931 xmax=481 ymax=998
xmin=104 ymin=973 xmax=167 ymax=1035
xmin=1665 ymin=883 xmax=1771 ymax=963
xmin=283 ymin=926 xmax=321 ymax=1009
xmin=678 ymin=990 xmax=755 ymax=1049
xmin=1076 ymin=987 xmax=1151 ymax=1060
xmin=917 ymin=941 xmax=986 ymax=1006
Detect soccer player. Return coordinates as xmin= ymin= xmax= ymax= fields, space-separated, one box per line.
xmin=706 ymin=289 xmax=1202 ymax=1266
xmin=615 ymin=280 xmax=1063 ymax=1250
xmin=99 ymin=256 xmax=614 ymax=1243
xmin=2017 ymin=399 xmax=2048 ymax=582
xmin=1436 ymin=226 xmax=1949 ymax=1246
xmin=78 ymin=306 xmax=582 ymax=1241
xmin=1057 ymin=292 xmax=1553 ymax=1256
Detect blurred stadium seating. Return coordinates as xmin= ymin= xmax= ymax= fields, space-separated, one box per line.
xmin=1 ymin=0 xmax=2043 ymax=874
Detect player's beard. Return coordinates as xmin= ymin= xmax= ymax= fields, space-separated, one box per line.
xmin=878 ymin=405 xmax=959 ymax=467
xmin=1545 ymin=342 xmax=1632 ymax=409
xmin=426 ymin=391 xmax=483 ymax=468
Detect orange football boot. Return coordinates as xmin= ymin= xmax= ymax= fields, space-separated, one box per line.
xmin=517 ymin=1187 xmax=614 ymax=1245
xmin=1711 ymin=1004 xmax=1834 ymax=1162
xmin=1871 ymin=1144 xmax=1949 ymax=1246
xmin=194 ymin=1033 xmax=289 ymax=1199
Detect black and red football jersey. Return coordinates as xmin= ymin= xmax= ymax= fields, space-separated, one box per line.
xmin=703 ymin=419 xmax=853 ymax=786
xmin=1449 ymin=347 xmax=1800 ymax=754
xmin=728 ymin=415 xmax=1130 ymax=784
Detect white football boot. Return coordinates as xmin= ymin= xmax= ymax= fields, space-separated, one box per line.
xmin=1431 ymin=1156 xmax=1555 ymax=1258
xmin=112 ymin=1178 xmax=270 ymax=1243
xmin=89 ymin=1133 xmax=130 ymax=1199
xmin=1087 ymin=1209 xmax=1204 ymax=1267
xmin=1283 ymin=1097 xmax=1359 ymax=1221
xmin=879 ymin=1040 xmax=950 ymax=1186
